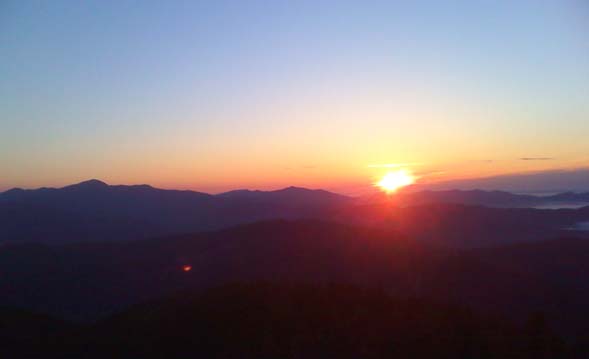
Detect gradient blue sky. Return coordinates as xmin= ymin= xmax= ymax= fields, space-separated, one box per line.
xmin=1 ymin=0 xmax=588 ymax=193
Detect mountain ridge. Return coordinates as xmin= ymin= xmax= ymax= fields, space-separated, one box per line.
xmin=1 ymin=180 xmax=347 ymax=199
xmin=4 ymin=179 xmax=589 ymax=206
xmin=2 ymin=179 xmax=589 ymax=245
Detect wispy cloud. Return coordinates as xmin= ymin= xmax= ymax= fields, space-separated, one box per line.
xmin=367 ymin=163 xmax=421 ymax=168
xmin=520 ymin=157 xmax=554 ymax=161
xmin=417 ymin=170 xmax=446 ymax=177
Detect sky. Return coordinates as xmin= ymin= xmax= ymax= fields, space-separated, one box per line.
xmin=1 ymin=0 xmax=588 ymax=194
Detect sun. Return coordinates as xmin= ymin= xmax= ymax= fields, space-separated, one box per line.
xmin=376 ymin=170 xmax=415 ymax=193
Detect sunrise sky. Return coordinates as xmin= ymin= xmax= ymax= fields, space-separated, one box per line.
xmin=2 ymin=1 xmax=588 ymax=194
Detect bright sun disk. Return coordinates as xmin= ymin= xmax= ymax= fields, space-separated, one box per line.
xmin=376 ymin=170 xmax=415 ymax=193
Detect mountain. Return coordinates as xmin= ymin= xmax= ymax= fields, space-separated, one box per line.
xmin=2 ymin=219 xmax=589 ymax=340
xmin=548 ymin=191 xmax=589 ymax=202
xmin=3 ymin=182 xmax=589 ymax=356
xmin=390 ymin=189 xmax=589 ymax=208
xmin=2 ymin=179 xmax=589 ymax=246
xmin=394 ymin=189 xmax=539 ymax=207
xmin=334 ymin=202 xmax=589 ymax=247
xmin=0 ymin=180 xmax=350 ymax=243
xmin=1 ymin=284 xmax=573 ymax=358
xmin=0 ymin=220 xmax=414 ymax=320
xmin=0 ymin=306 xmax=73 ymax=357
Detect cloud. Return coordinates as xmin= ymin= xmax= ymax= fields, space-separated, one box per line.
xmin=520 ymin=157 xmax=554 ymax=161
xmin=416 ymin=170 xmax=446 ymax=177
xmin=367 ymin=163 xmax=421 ymax=168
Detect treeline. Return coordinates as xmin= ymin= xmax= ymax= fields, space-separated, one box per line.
xmin=1 ymin=283 xmax=586 ymax=358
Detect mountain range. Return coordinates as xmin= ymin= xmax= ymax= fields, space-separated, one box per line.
xmin=0 ymin=179 xmax=350 ymax=243
xmin=3 ymin=180 xmax=589 ymax=356
xmin=2 ymin=179 xmax=589 ymax=246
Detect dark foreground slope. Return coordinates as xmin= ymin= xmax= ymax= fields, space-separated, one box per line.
xmin=0 ymin=307 xmax=74 ymax=357
xmin=2 ymin=220 xmax=589 ymax=340
xmin=0 ymin=284 xmax=573 ymax=359
xmin=0 ymin=221 xmax=421 ymax=320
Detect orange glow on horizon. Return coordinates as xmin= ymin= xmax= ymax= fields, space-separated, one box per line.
xmin=182 ymin=265 xmax=192 ymax=272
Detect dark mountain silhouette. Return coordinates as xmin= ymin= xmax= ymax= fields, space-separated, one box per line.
xmin=2 ymin=219 xmax=589 ymax=343
xmin=0 ymin=180 xmax=350 ymax=243
xmin=335 ymin=202 xmax=589 ymax=247
xmin=0 ymin=306 xmax=74 ymax=357
xmin=2 ymin=284 xmax=574 ymax=358
xmin=218 ymin=186 xmax=345 ymax=203
xmin=389 ymin=189 xmax=589 ymax=208
xmin=2 ymin=179 xmax=589 ymax=246
xmin=548 ymin=191 xmax=589 ymax=202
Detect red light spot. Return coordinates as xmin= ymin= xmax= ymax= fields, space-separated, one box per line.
xmin=182 ymin=265 xmax=192 ymax=272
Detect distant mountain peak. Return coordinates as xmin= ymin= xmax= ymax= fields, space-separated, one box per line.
xmin=276 ymin=186 xmax=333 ymax=194
xmin=279 ymin=186 xmax=308 ymax=192
xmin=0 ymin=187 xmax=25 ymax=199
xmin=78 ymin=179 xmax=108 ymax=186
xmin=3 ymin=187 xmax=24 ymax=194
xmin=65 ymin=179 xmax=109 ymax=189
